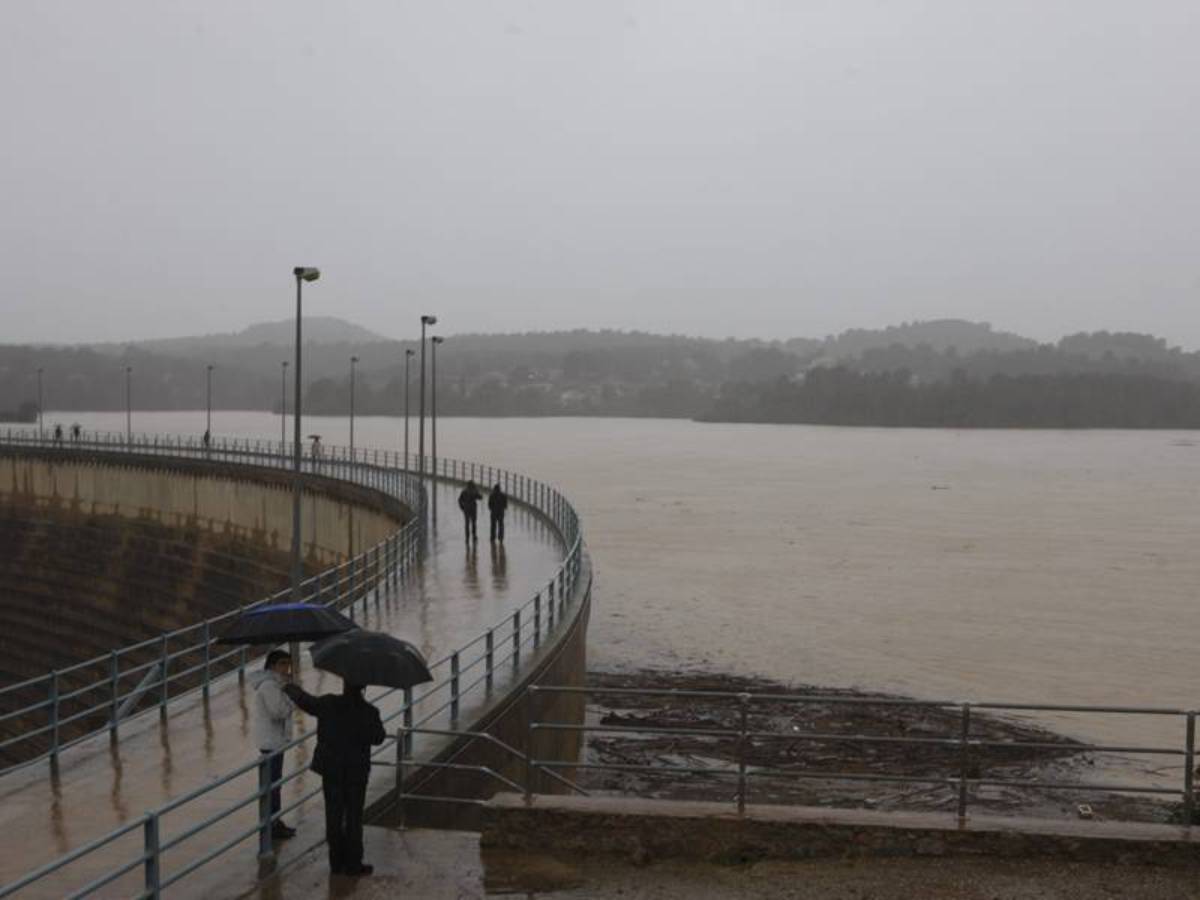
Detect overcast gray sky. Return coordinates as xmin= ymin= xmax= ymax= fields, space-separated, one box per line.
xmin=3 ymin=2 xmax=1198 ymax=346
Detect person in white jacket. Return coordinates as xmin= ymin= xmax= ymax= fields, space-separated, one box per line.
xmin=252 ymin=650 xmax=297 ymax=839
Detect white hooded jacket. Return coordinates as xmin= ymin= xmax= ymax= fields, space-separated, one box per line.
xmin=251 ymin=669 xmax=295 ymax=751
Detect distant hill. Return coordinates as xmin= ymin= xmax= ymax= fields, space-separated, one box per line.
xmin=92 ymin=317 xmax=389 ymax=359
xmin=818 ymin=319 xmax=1037 ymax=361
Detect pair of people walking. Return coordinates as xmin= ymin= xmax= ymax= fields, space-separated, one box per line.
xmin=458 ymin=481 xmax=508 ymax=544
xmin=253 ymin=650 xmax=386 ymax=877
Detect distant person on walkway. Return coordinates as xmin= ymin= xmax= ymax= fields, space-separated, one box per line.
xmin=53 ymin=424 xmax=63 ymax=444
xmin=283 ymin=681 xmax=386 ymax=877
xmin=71 ymin=423 xmax=81 ymax=442
xmin=251 ymin=650 xmax=297 ymax=840
xmin=458 ymin=480 xmax=483 ymax=544
xmin=488 ymin=483 xmax=508 ymax=543
xmin=202 ymin=429 xmax=211 ymax=450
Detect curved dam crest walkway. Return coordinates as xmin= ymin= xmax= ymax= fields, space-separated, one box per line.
xmin=0 ymin=472 xmax=567 ymax=896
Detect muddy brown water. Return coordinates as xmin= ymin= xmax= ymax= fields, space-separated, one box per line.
xmin=51 ymin=413 xmax=1200 ymax=780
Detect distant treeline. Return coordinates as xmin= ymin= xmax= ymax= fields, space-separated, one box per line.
xmin=702 ymin=368 xmax=1200 ymax=428
xmin=4 ymin=323 xmax=1200 ymax=428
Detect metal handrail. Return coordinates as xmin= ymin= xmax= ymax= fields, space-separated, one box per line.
xmin=0 ymin=429 xmax=426 ymax=773
xmin=0 ymin=429 xmax=588 ymax=899
xmin=523 ymin=684 xmax=1199 ymax=821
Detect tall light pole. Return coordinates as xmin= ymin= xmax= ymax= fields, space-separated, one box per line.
xmin=349 ymin=355 xmax=359 ymax=460
xmin=280 ymin=360 xmax=289 ymax=451
xmin=403 ymin=348 xmax=414 ymax=469
xmin=205 ymin=364 xmax=214 ymax=436
xmin=124 ymin=366 xmax=132 ymax=444
xmin=36 ymin=368 xmax=43 ymax=439
xmin=417 ymin=315 xmax=437 ymax=497
xmin=431 ymin=336 xmax=444 ymax=526
xmin=291 ymin=267 xmax=320 ymax=605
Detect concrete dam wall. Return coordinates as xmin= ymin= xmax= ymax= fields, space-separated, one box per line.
xmin=0 ymin=447 xmax=411 ymax=764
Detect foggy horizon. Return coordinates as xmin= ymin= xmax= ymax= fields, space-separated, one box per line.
xmin=4 ymin=3 xmax=1198 ymax=347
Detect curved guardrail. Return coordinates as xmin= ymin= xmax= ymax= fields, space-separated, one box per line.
xmin=0 ymin=430 xmax=426 ymax=774
xmin=0 ymin=430 xmax=587 ymax=899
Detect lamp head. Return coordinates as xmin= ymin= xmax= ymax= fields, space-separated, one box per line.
xmin=432 ymin=336 xmax=444 ymax=345
xmin=293 ymin=267 xmax=321 ymax=282
xmin=351 ymin=355 xmax=359 ymax=364
xmin=282 ymin=360 xmax=288 ymax=369
xmin=405 ymin=349 xmax=414 ymax=357
xmin=421 ymin=314 xmax=437 ymax=326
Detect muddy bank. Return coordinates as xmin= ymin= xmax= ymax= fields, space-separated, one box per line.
xmin=579 ymin=670 xmax=1176 ymax=823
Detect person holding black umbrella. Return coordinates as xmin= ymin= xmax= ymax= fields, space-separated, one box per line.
xmin=283 ymin=679 xmax=386 ymax=877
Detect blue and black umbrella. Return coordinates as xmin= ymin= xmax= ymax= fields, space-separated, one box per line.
xmin=310 ymin=630 xmax=432 ymax=689
xmin=216 ymin=602 xmax=356 ymax=645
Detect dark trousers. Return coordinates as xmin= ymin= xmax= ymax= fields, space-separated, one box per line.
xmin=261 ymin=750 xmax=284 ymax=822
xmin=490 ymin=513 xmax=505 ymax=542
xmin=322 ymin=777 xmax=368 ymax=872
xmin=463 ymin=511 xmax=478 ymax=542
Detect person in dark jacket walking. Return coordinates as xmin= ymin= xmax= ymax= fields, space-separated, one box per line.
xmin=458 ymin=480 xmax=483 ymax=544
xmin=488 ymin=483 xmax=508 ymax=543
xmin=283 ymin=681 xmax=386 ymax=876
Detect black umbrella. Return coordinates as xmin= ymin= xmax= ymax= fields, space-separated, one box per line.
xmin=309 ymin=630 xmax=432 ymax=689
xmin=216 ymin=603 xmax=356 ymax=645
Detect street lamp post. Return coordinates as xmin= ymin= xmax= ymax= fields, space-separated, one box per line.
xmin=36 ymin=368 xmax=43 ymax=439
xmin=431 ymin=336 xmax=444 ymax=526
xmin=124 ymin=367 xmax=132 ymax=444
xmin=280 ymin=361 xmax=289 ymax=452
xmin=291 ymin=267 xmax=320 ymax=606
xmin=417 ymin=315 xmax=437 ymax=509
xmin=403 ymin=348 xmax=414 ymax=469
xmin=205 ymin=364 xmax=214 ymax=437
xmin=349 ymin=355 xmax=359 ymax=460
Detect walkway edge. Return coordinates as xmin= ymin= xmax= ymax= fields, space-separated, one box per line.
xmin=482 ymin=793 xmax=1200 ymax=866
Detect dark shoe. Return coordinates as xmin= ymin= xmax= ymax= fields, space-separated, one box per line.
xmin=271 ymin=823 xmax=296 ymax=839
xmin=344 ymin=863 xmax=374 ymax=877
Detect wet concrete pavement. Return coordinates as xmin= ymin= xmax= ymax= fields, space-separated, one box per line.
xmin=0 ymin=483 xmax=564 ymax=897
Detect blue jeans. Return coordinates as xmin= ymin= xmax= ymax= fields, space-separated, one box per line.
xmin=261 ymin=750 xmax=284 ymax=822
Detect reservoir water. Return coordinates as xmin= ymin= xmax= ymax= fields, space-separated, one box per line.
xmin=45 ymin=412 xmax=1200 ymax=759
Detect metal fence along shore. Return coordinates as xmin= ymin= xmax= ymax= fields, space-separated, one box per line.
xmin=0 ymin=430 xmax=586 ymax=898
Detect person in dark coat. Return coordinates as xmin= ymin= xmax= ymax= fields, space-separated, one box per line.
xmin=283 ymin=681 xmax=386 ymax=877
xmin=487 ymin=483 xmax=508 ymax=543
xmin=458 ymin=480 xmax=483 ymax=544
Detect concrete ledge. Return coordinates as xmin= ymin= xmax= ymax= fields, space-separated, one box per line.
xmin=482 ymin=793 xmax=1200 ymax=866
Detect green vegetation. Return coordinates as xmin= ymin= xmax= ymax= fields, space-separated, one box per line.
xmin=3 ymin=320 xmax=1199 ymax=427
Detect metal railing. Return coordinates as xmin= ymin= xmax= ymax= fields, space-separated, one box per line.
xmin=522 ymin=685 xmax=1197 ymax=822
xmin=0 ymin=429 xmax=426 ymax=775
xmin=0 ymin=430 xmax=587 ymax=898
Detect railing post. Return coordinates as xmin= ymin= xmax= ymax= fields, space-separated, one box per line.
xmin=256 ymin=754 xmax=276 ymax=860
xmin=202 ymin=620 xmax=211 ymax=700
xmin=159 ymin=635 xmax=169 ymax=714
xmin=548 ymin=583 xmax=556 ymax=630
xmin=737 ymin=693 xmax=749 ymax=816
xmin=395 ymin=729 xmax=406 ymax=828
xmin=450 ymin=652 xmax=460 ymax=724
xmin=957 ymin=702 xmax=972 ymax=820
xmin=143 ymin=812 xmax=161 ymax=898
xmin=486 ymin=629 xmax=495 ymax=694
xmin=524 ymin=687 xmax=536 ymax=805
xmin=48 ymin=671 xmax=60 ymax=763
xmin=109 ymin=651 xmax=120 ymax=738
xmin=403 ymin=686 xmax=414 ymax=757
xmin=533 ymin=594 xmax=541 ymax=649
xmin=512 ymin=610 xmax=521 ymax=668
xmin=1185 ymin=712 xmax=1196 ymax=825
